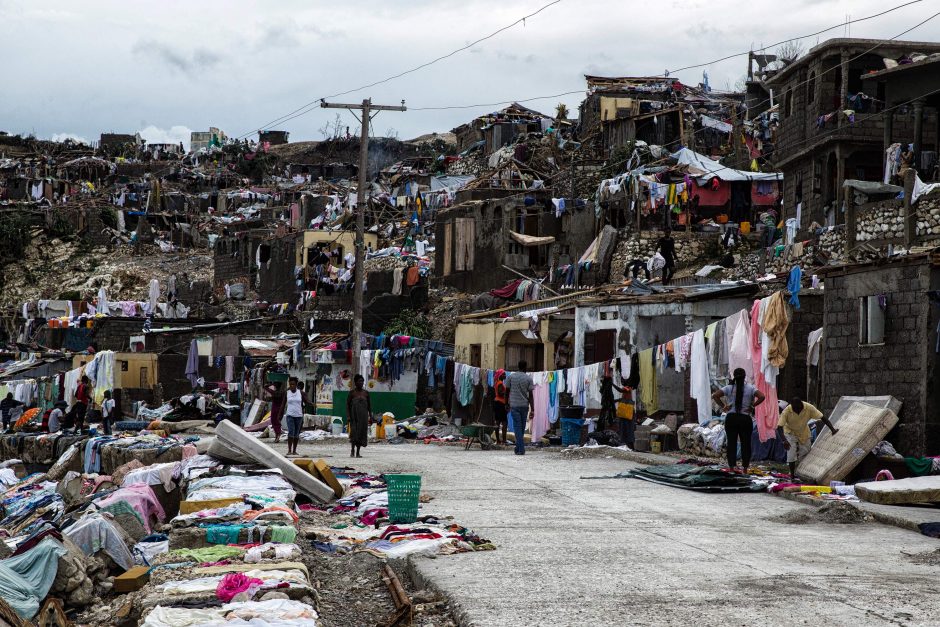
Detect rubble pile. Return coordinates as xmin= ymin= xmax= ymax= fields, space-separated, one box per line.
xmin=610 ymin=233 xmax=718 ymax=280
xmin=427 ymin=289 xmax=472 ymax=342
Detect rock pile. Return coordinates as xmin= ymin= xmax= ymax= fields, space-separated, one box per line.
xmin=610 ymin=232 xmax=718 ymax=280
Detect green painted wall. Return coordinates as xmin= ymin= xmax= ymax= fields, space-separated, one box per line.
xmin=329 ymin=391 xmax=417 ymax=423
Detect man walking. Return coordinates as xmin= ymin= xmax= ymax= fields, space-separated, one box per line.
xmin=778 ymin=397 xmax=839 ymax=480
xmin=505 ymin=361 xmax=534 ymax=456
xmin=656 ymin=228 xmax=678 ymax=285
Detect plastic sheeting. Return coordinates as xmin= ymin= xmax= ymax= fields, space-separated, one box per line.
xmin=0 ymin=537 xmax=68 ymax=618
xmin=63 ymin=513 xmax=135 ymax=570
xmin=672 ymin=148 xmax=783 ymax=183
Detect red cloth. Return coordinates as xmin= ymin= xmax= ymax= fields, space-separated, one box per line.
xmin=489 ymin=279 xmax=522 ymax=299
xmin=749 ymin=301 xmax=779 ymax=442
xmin=216 ymin=572 xmax=264 ymax=602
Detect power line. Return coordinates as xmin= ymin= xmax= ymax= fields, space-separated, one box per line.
xmin=410 ymin=90 xmax=585 ymax=111
xmin=233 ymin=0 xmax=564 ymax=139
xmin=597 ymin=9 xmax=940 ymax=178
xmin=666 ymin=0 xmax=925 ymax=75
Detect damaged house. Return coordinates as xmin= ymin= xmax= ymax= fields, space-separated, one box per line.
xmin=769 ymin=38 xmax=940 ymax=229
xmin=434 ymin=190 xmax=597 ymax=294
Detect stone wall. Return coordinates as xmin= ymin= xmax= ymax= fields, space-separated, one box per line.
xmin=855 ymin=192 xmax=940 ymax=242
xmin=821 ymin=260 xmax=937 ymax=456
xmin=609 ymin=231 xmax=721 ymax=281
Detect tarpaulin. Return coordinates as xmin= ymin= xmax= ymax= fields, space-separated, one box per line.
xmin=0 ymin=537 xmax=67 ymax=618
xmin=672 ymin=148 xmax=782 ymax=184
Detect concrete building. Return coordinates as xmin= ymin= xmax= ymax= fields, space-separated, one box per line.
xmin=451 ymin=103 xmax=549 ymax=154
xmin=572 ymin=283 xmax=758 ymax=414
xmin=817 ymin=251 xmax=940 ymax=456
xmin=454 ymin=292 xmax=589 ymax=372
xmin=767 ymin=38 xmax=940 ymax=230
xmin=99 ymin=132 xmax=143 ymax=149
xmin=863 ymin=54 xmax=940 ymax=182
xmin=434 ymin=191 xmax=597 ymax=294
xmin=297 ymin=230 xmax=379 ymax=268
xmin=191 ymin=127 xmax=227 ymax=152
xmin=259 ymin=130 xmax=289 ymax=146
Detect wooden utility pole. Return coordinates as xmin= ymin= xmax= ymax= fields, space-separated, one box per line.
xmin=320 ymin=98 xmax=406 ymax=376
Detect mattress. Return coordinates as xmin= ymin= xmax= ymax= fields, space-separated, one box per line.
xmin=809 ymin=395 xmax=901 ymax=453
xmin=856 ymin=476 xmax=940 ymax=505
xmin=797 ymin=402 xmax=899 ymax=485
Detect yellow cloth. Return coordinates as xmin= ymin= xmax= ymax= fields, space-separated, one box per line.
xmin=616 ymin=401 xmax=634 ymax=420
xmin=638 ymin=349 xmax=658 ymax=414
xmin=763 ymin=291 xmax=790 ymax=367
xmin=778 ymin=402 xmax=824 ymax=444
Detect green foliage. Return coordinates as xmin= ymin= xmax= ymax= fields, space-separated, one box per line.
xmin=99 ymin=207 xmax=118 ymax=230
xmin=0 ymin=213 xmax=34 ymax=260
xmin=383 ymin=308 xmax=432 ymax=339
xmin=47 ymin=208 xmax=73 ymax=238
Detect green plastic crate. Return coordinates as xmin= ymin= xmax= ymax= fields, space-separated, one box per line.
xmin=385 ymin=474 xmax=422 ymax=523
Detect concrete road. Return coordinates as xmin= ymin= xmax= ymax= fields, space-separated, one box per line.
xmin=290 ymin=440 xmax=940 ymax=627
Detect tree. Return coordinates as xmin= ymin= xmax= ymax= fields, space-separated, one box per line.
xmin=776 ymin=40 xmax=805 ymax=66
xmin=318 ymin=113 xmax=345 ymax=140
xmin=555 ymin=102 xmax=569 ymax=122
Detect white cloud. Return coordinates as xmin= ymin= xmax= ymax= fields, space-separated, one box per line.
xmin=138 ymin=125 xmax=193 ymax=151
xmin=1 ymin=0 xmax=938 ymax=144
xmin=50 ymin=132 xmax=90 ymax=144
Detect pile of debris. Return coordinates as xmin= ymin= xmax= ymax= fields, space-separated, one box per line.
xmin=0 ymin=405 xmax=490 ymax=625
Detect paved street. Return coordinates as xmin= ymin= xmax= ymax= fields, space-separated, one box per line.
xmin=287 ymin=440 xmax=940 ymax=627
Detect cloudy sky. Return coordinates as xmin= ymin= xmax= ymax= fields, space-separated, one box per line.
xmin=2 ymin=0 xmax=939 ymax=149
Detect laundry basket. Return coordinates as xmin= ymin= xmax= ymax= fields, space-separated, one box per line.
xmin=385 ymin=474 xmax=422 ymax=523
xmin=561 ymin=418 xmax=585 ymax=446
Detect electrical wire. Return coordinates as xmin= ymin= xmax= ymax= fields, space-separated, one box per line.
xmin=666 ymin=0 xmax=926 ymax=75
xmin=233 ymin=0 xmax=564 ymax=139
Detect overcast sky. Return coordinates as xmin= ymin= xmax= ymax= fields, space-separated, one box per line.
xmin=2 ymin=0 xmax=939 ymax=149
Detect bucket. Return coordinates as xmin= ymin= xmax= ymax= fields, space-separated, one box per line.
xmin=386 ymin=474 xmax=422 ymax=523
xmin=740 ymin=221 xmax=751 ymax=234
xmin=331 ymin=417 xmax=344 ymax=436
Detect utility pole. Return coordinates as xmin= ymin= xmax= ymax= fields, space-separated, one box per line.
xmin=320 ymin=98 xmax=406 ymax=377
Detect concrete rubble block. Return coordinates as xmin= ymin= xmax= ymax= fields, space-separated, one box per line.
xmin=213 ymin=420 xmax=334 ymax=503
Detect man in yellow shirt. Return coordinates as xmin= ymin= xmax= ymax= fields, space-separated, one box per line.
xmin=778 ymin=397 xmax=839 ymax=480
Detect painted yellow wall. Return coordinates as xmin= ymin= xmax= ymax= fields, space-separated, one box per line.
xmin=454 ymin=319 xmax=554 ymax=371
xmin=599 ymin=97 xmax=635 ymax=121
xmin=72 ymin=353 xmax=158 ymax=389
xmin=297 ymin=230 xmax=380 ymax=266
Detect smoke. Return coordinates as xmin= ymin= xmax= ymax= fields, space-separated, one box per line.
xmin=138 ymin=125 xmax=194 ymax=151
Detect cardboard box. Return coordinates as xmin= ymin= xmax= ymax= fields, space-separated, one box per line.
xmin=114 ymin=566 xmax=150 ymax=592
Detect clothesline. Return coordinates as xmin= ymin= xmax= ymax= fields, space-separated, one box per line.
xmin=446 ymin=289 xmax=792 ymax=442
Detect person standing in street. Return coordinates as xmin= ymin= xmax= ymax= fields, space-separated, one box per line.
xmin=616 ymin=383 xmax=636 ymax=449
xmin=284 ymin=377 xmax=312 ymax=457
xmin=492 ymin=370 xmax=509 ymax=445
xmin=101 ymin=390 xmax=116 ymax=435
xmin=505 ymin=361 xmax=534 ymax=456
xmin=72 ymin=375 xmax=92 ymax=433
xmin=346 ymin=374 xmax=372 ymax=458
xmin=263 ymin=378 xmax=286 ymax=444
xmin=0 ymin=393 xmax=24 ymax=433
xmin=778 ymin=397 xmax=839 ymax=480
xmin=656 ymin=228 xmax=678 ymax=285
xmin=711 ymin=368 xmax=765 ymax=473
